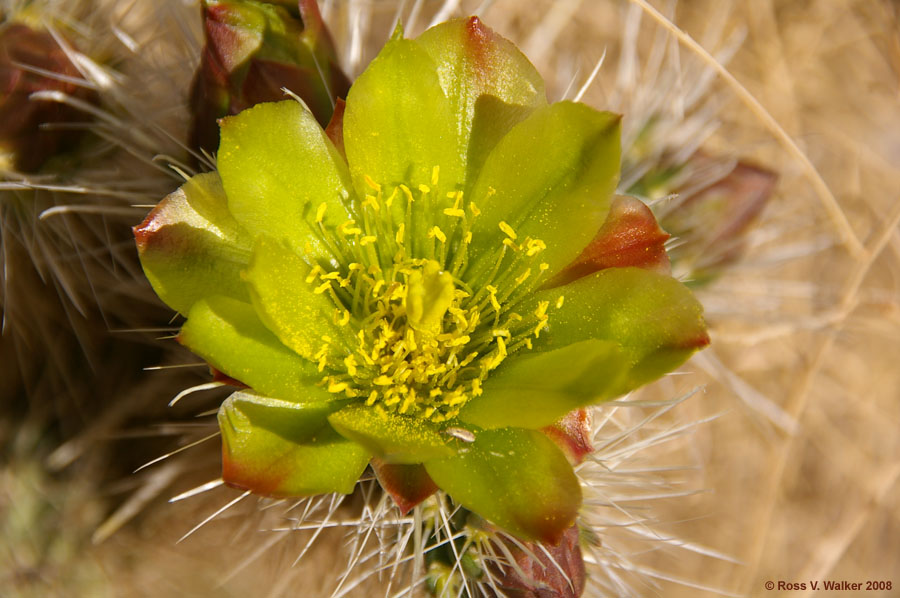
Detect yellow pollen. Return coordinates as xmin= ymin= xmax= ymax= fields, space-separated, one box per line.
xmin=363 ymin=195 xmax=379 ymax=211
xmin=305 ymin=265 xmax=323 ymax=284
xmin=428 ymin=226 xmax=447 ymax=243
xmin=556 ymin=296 xmax=565 ymax=309
xmin=526 ymin=238 xmax=547 ymax=256
xmin=486 ymin=285 xmax=501 ymax=312
xmin=418 ymin=184 xmax=431 ymax=194
xmin=448 ymin=335 xmax=470 ymax=347
xmin=364 ymin=174 xmax=381 ymax=192
xmin=307 ymin=200 xmax=555 ymax=421
xmin=338 ymin=220 xmax=362 ymax=236
xmin=499 ymin=221 xmax=517 ymax=240
xmin=343 ymin=355 xmax=358 ymax=376
xmin=431 ymin=165 xmax=440 ymax=186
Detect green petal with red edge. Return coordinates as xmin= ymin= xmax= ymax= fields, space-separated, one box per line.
xmin=243 ymin=235 xmax=354 ymax=361
xmin=547 ymin=195 xmax=671 ymax=288
xmin=217 ymin=100 xmax=353 ymax=263
xmin=134 ymin=172 xmax=251 ymax=315
xmin=466 ymin=102 xmax=621 ymax=281
xmin=180 ymin=295 xmax=332 ymax=403
xmin=535 ymin=267 xmax=710 ymax=393
xmin=424 ymin=427 xmax=581 ymax=543
xmin=327 ymin=404 xmax=456 ymax=464
xmin=343 ymin=27 xmax=463 ymax=205
xmin=219 ymin=391 xmax=367 ymax=497
xmin=371 ymin=459 xmax=438 ymax=514
xmin=458 ymin=339 xmax=629 ymax=430
xmin=415 ymin=17 xmax=547 ymax=185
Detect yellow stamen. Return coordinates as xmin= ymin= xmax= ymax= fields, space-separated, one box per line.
xmin=499 ymin=221 xmax=517 ymax=240
xmin=428 ymin=226 xmax=447 ymax=243
xmin=364 ymin=174 xmax=381 ymax=192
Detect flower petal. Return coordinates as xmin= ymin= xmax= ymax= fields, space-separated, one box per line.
xmin=458 ymin=339 xmax=629 ymax=430
xmin=415 ymin=17 xmax=547 ymax=184
xmin=217 ymin=100 xmax=353 ymax=263
xmin=343 ymin=27 xmax=463 ymax=200
xmin=327 ymin=404 xmax=456 ymax=464
xmin=535 ymin=267 xmax=709 ymax=393
xmin=134 ymin=172 xmax=251 ymax=315
xmin=466 ymin=102 xmax=621 ymax=280
xmin=371 ymin=459 xmax=438 ymax=514
xmin=547 ymin=195 xmax=671 ymax=288
xmin=424 ymin=427 xmax=580 ymax=543
xmin=243 ymin=235 xmax=353 ymax=360
xmin=324 ymin=97 xmax=346 ymax=158
xmin=219 ymin=390 xmax=368 ymax=497
xmin=179 ymin=295 xmax=331 ymax=402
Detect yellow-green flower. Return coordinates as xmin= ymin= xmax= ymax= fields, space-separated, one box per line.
xmin=134 ymin=17 xmax=708 ymax=544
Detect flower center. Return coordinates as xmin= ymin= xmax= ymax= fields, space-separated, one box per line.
xmin=304 ymin=168 xmax=560 ymax=423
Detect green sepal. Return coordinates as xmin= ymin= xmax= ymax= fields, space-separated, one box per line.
xmin=371 ymin=460 xmax=438 ymax=514
xmin=219 ymin=390 xmax=368 ymax=497
xmin=535 ymin=267 xmax=710 ymax=392
xmin=134 ymin=172 xmax=251 ymax=315
xmin=466 ymin=102 xmax=621 ymax=281
xmin=424 ymin=427 xmax=581 ymax=543
xmin=243 ymin=235 xmax=353 ymax=360
xmin=217 ymin=100 xmax=353 ymax=263
xmin=343 ymin=31 xmax=463 ymax=213
xmin=459 ymin=339 xmax=629 ymax=429
xmin=179 ymin=295 xmax=332 ymax=403
xmin=327 ymin=404 xmax=456 ymax=464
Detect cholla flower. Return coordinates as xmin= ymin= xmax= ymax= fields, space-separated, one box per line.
xmin=136 ymin=14 xmax=707 ymax=552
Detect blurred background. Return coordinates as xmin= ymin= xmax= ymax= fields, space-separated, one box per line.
xmin=1 ymin=0 xmax=898 ymax=596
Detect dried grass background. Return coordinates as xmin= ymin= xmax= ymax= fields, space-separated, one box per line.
xmin=2 ymin=0 xmax=899 ymax=596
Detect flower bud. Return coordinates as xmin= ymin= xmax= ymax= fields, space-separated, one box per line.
xmin=0 ymin=23 xmax=97 ymax=172
xmin=189 ymin=0 xmax=350 ymax=157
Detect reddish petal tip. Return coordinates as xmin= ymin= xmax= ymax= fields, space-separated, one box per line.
xmin=548 ymin=195 xmax=671 ymax=288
